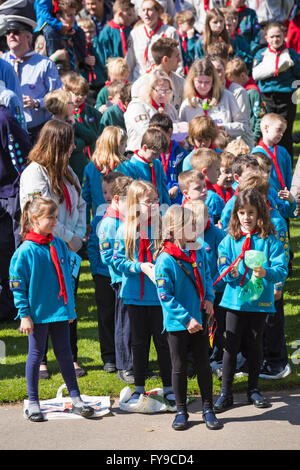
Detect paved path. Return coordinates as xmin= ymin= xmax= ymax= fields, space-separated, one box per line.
xmin=1 ymin=389 xmax=300 ymax=451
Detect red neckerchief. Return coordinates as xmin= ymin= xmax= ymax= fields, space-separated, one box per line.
xmin=267 ymin=43 xmax=287 ymax=77
xmin=236 ymin=5 xmax=247 ymax=12
xmin=204 ymin=0 xmax=210 ymax=10
xmin=105 ymin=79 xmax=112 ymax=87
xmin=86 ymin=41 xmax=96 ymax=83
xmin=117 ymin=100 xmax=126 ymax=113
xmin=52 ymin=0 xmax=59 ymax=13
xmin=234 ymin=186 xmax=239 ymax=196
xmin=138 ymin=225 xmax=152 ymax=299
xmin=62 ymin=182 xmax=72 ymax=215
xmin=24 ymin=231 xmax=68 ymax=304
xmin=181 ymin=195 xmax=190 ymax=207
xmin=225 ymin=78 xmax=232 ymax=89
xmin=162 ymin=240 xmax=205 ymax=310
xmin=213 ymin=183 xmax=233 ymax=203
xmin=213 ymin=228 xmax=257 ymax=288
xmin=108 ymin=20 xmax=128 ymax=56
xmin=103 ymin=205 xmax=125 ymax=221
xmin=160 ymin=140 xmax=173 ymax=175
xmin=134 ymin=150 xmax=158 ymax=194
xmin=144 ymin=19 xmax=163 ymax=65
xmin=244 ymin=77 xmax=261 ymax=93
xmin=176 ymin=29 xmax=189 ymax=75
xmin=205 ymin=178 xmax=215 ymax=192
xmin=258 ymin=139 xmax=286 ymax=189
xmin=73 ymin=103 xmax=92 ymax=159
xmin=151 ymin=99 xmax=165 ymax=112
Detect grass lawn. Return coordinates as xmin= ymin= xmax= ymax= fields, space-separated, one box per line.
xmin=1 ymin=119 xmax=300 ymax=404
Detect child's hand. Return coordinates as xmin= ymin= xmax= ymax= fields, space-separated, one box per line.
xmin=186 ymin=318 xmax=203 ymax=334
xmin=22 ymin=95 xmax=35 ymax=109
xmin=19 ymin=316 xmax=33 ymax=335
xmin=252 ymin=266 xmax=266 ymax=278
xmin=230 ymin=265 xmax=239 ymax=278
xmin=274 ymin=289 xmax=282 ymax=301
xmin=168 ymin=186 xmax=178 ymax=200
xmin=187 ymin=28 xmax=195 ymax=39
xmin=67 ymin=236 xmax=83 ymax=253
xmin=84 ymin=56 xmax=96 ymax=67
xmin=216 ymin=220 xmax=223 ymax=229
xmin=141 ymin=262 xmax=156 ymax=283
xmin=204 ymin=300 xmax=213 ymax=315
xmin=278 ymin=187 xmax=295 ymax=204
xmin=51 ymin=48 xmax=68 ymax=61
xmin=99 ymin=104 xmax=107 ymax=114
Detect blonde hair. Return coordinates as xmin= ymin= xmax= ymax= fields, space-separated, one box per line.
xmin=260 ymin=113 xmax=287 ymax=132
xmin=184 ymin=199 xmax=209 ymax=230
xmin=76 ymin=17 xmax=96 ymax=31
xmin=225 ymin=138 xmax=250 ymax=156
xmin=238 ymin=172 xmax=270 ymax=195
xmin=44 ymin=89 xmax=72 ymax=117
xmin=139 ymin=69 xmax=173 ymax=104
xmin=190 ymin=148 xmax=220 ymax=172
xmin=184 ymin=58 xmax=222 ymax=107
xmin=92 ymin=126 xmax=128 ymax=174
xmin=219 ymin=151 xmax=236 ymax=169
xmin=175 ymin=10 xmax=195 ymax=26
xmin=106 ymin=57 xmax=130 ymax=79
xmin=20 ymin=197 xmax=58 ymax=239
xmin=124 ymin=180 xmax=159 ymax=260
xmin=178 ymin=169 xmax=205 ymax=193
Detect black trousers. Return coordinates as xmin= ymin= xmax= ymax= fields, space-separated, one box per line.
xmin=262 ymin=91 xmax=296 ymax=165
xmin=94 ymin=274 xmax=116 ymax=364
xmin=222 ymin=310 xmax=267 ymax=392
xmin=0 ymin=193 xmax=22 ymax=320
xmin=210 ymin=291 xmax=226 ymax=363
xmin=167 ymin=330 xmax=213 ymax=412
xmin=263 ymin=296 xmax=288 ymax=369
xmin=127 ymin=304 xmax=172 ymax=387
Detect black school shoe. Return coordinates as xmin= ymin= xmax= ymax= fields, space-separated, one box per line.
xmin=172 ymin=411 xmax=189 ymax=430
xmin=202 ymin=408 xmax=223 ymax=430
xmin=247 ymin=389 xmax=270 ymax=408
xmin=213 ymin=392 xmax=234 ymax=413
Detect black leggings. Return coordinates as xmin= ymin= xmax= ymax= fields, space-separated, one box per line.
xmin=167 ymin=330 xmax=213 ymax=412
xmin=222 ymin=310 xmax=267 ymax=392
xmin=127 ymin=305 xmax=172 ymax=388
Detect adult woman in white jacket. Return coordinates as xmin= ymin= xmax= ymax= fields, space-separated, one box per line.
xmin=20 ymin=119 xmax=86 ymax=378
xmin=179 ymin=58 xmax=247 ymax=140
xmin=125 ymin=69 xmax=178 ymax=151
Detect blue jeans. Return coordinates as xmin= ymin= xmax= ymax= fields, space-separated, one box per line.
xmin=26 ymin=321 xmax=80 ymax=401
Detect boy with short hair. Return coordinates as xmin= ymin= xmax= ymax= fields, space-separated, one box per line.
xmin=190 ymin=148 xmax=224 ymax=224
xmin=178 ymin=170 xmax=207 ymax=205
xmin=174 ymin=10 xmax=196 ymax=76
xmin=251 ymin=113 xmax=293 ymax=193
xmin=98 ymin=0 xmax=136 ymax=66
xmin=100 ymin=82 xmax=132 ymax=132
xmin=35 ymin=0 xmax=87 ymax=72
xmin=226 ymin=57 xmax=267 ymax=145
xmin=77 ymin=17 xmax=106 ymax=100
xmin=213 ymin=151 xmax=236 ymax=205
xmin=130 ymin=127 xmax=171 ymax=205
xmin=95 ymin=57 xmax=130 ymax=111
xmin=149 ymin=112 xmax=187 ymax=204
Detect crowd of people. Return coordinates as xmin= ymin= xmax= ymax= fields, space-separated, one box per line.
xmin=1 ymin=0 xmax=300 ymax=430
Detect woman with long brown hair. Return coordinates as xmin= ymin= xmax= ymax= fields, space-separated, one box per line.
xmin=20 ymin=119 xmax=87 ymax=378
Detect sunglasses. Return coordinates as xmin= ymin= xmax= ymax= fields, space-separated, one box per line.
xmin=6 ymin=29 xmax=25 ymax=36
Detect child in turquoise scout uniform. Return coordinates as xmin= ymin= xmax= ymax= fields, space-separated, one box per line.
xmin=229 ymin=0 xmax=260 ymax=54
xmin=129 ymin=128 xmax=171 ymax=206
xmin=213 ymin=188 xmax=288 ymax=413
xmin=154 ymin=204 xmax=222 ymax=431
xmin=149 ymin=113 xmax=187 ymax=205
xmin=113 ymin=180 xmax=173 ymax=405
xmin=88 ymin=174 xmax=133 ymax=382
xmin=10 ymin=197 xmax=94 ymax=422
xmin=99 ymin=83 xmax=132 ymax=133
